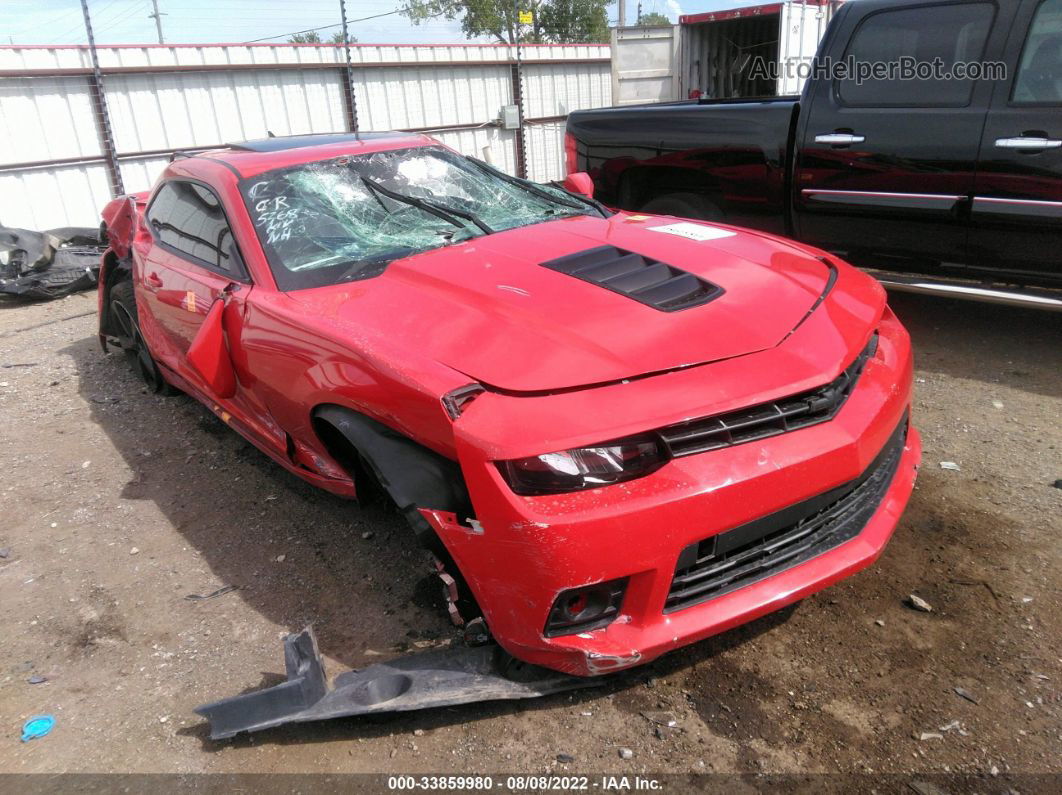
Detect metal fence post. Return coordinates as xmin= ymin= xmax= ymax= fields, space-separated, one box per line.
xmin=80 ymin=0 xmax=124 ymax=197
xmin=338 ymin=0 xmax=359 ymax=133
xmin=512 ymin=0 xmax=527 ymax=179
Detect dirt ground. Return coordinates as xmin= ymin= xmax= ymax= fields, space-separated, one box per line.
xmin=0 ymin=289 xmax=1059 ymax=785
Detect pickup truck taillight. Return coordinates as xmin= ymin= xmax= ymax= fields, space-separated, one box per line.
xmin=564 ymin=131 xmax=578 ymax=175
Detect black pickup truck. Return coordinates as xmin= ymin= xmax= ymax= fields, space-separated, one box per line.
xmin=565 ymin=0 xmax=1062 ymax=305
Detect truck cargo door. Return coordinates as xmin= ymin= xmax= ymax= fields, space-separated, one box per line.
xmin=793 ymin=0 xmax=1005 ymax=271
xmin=612 ymin=24 xmax=680 ymax=105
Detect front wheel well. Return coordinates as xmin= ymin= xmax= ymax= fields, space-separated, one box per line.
xmin=310 ymin=405 xmax=474 ymax=550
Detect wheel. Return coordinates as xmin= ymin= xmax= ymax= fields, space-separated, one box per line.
xmin=109 ymin=280 xmax=177 ymax=395
xmin=641 ymin=192 xmax=725 ymax=221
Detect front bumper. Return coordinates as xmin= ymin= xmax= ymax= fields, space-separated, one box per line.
xmin=430 ymin=298 xmax=920 ymax=677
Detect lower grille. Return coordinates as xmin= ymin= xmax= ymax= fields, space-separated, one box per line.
xmin=665 ymin=414 xmax=908 ymax=613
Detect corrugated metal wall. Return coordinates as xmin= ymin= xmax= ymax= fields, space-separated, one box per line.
xmin=0 ymin=43 xmax=610 ymax=229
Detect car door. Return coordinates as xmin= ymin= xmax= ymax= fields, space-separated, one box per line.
xmin=141 ymin=181 xmax=245 ymax=365
xmin=793 ymin=0 xmax=1005 ymax=270
xmin=139 ymin=179 xmax=287 ymax=455
xmin=969 ymin=0 xmax=1062 ymax=282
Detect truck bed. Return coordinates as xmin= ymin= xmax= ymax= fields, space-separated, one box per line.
xmin=566 ymin=98 xmax=799 ymax=236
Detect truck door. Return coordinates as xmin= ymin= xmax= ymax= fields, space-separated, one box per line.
xmin=969 ymin=0 xmax=1062 ymax=282
xmin=793 ymin=0 xmax=1005 ymax=270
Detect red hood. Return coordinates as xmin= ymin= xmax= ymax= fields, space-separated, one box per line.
xmin=289 ymin=214 xmax=834 ymax=393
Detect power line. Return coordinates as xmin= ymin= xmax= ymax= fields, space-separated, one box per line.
xmin=244 ymin=7 xmax=407 ymax=43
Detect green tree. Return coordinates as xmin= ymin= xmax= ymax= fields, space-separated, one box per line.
xmin=401 ymin=0 xmax=609 ymax=44
xmin=637 ymin=11 xmax=671 ymax=26
xmin=288 ymin=30 xmax=356 ymax=44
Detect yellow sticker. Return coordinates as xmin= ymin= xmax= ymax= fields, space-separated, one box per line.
xmin=518 ymin=10 xmax=533 ymax=24
xmin=183 ymin=291 xmax=196 ymax=312
xmin=625 ymin=214 xmax=650 ymax=221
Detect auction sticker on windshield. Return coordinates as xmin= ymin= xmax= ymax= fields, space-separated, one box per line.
xmin=647 ymin=222 xmax=736 ymax=241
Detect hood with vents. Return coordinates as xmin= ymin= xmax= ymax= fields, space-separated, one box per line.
xmin=290 ymin=214 xmax=836 ymax=393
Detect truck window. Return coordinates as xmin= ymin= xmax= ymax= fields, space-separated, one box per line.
xmin=147 ymin=181 xmax=239 ymax=275
xmin=1012 ymin=0 xmax=1062 ymax=104
xmin=838 ymin=3 xmax=994 ymax=107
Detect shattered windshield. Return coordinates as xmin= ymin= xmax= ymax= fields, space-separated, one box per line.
xmin=242 ymin=146 xmax=600 ymax=290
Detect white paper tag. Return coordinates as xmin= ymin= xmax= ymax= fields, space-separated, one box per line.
xmin=646 ymin=222 xmax=736 ymax=242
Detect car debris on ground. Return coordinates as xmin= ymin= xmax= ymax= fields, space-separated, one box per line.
xmin=0 ymin=226 xmax=105 ymax=301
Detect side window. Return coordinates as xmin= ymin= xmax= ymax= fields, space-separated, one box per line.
xmin=838 ymin=3 xmax=995 ymax=107
xmin=147 ymin=181 xmax=241 ymax=275
xmin=1012 ymin=0 xmax=1062 ymax=104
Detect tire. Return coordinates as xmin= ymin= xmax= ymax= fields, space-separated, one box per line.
xmin=640 ymin=192 xmax=725 ymax=221
xmin=109 ymin=280 xmax=177 ymax=395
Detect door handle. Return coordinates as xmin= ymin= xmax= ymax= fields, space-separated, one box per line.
xmin=145 ymin=272 xmax=163 ymax=289
xmin=995 ymin=136 xmax=1062 ymax=151
xmin=815 ymin=133 xmax=865 ymax=145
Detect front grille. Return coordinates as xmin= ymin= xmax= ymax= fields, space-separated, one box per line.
xmin=540 ymin=245 xmax=724 ymax=312
xmin=664 ymin=414 xmax=908 ymax=613
xmin=658 ymin=334 xmax=878 ymax=458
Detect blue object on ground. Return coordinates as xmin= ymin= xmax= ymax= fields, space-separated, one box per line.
xmin=21 ymin=715 xmax=54 ymax=742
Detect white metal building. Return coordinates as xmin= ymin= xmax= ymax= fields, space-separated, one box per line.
xmin=0 ymin=42 xmax=611 ymax=230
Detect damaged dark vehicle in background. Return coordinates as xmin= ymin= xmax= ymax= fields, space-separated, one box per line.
xmin=0 ymin=225 xmax=107 ymax=300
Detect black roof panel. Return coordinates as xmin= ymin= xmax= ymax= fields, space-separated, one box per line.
xmin=227 ymin=132 xmax=418 ymax=153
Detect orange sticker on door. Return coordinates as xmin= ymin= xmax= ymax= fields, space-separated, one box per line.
xmin=183 ymin=291 xmax=196 ymax=312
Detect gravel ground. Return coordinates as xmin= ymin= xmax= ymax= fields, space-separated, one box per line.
xmin=0 ymin=290 xmax=1059 ymax=786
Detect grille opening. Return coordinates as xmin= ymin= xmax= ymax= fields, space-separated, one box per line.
xmin=665 ymin=413 xmax=907 ymax=613
xmin=659 ymin=333 xmax=878 ymax=458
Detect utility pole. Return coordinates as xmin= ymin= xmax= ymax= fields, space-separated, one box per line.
xmin=618 ymin=0 xmax=626 ymax=27
xmin=637 ymin=3 xmax=642 ymax=24
xmin=148 ymin=0 xmax=166 ymax=44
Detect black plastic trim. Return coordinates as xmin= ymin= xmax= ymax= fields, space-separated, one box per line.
xmin=658 ymin=332 xmax=878 ymax=458
xmin=665 ymin=411 xmax=908 ymax=613
xmin=540 ymin=245 xmax=724 ymax=312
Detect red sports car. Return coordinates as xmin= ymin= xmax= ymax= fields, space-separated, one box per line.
xmin=98 ymin=132 xmax=920 ymax=732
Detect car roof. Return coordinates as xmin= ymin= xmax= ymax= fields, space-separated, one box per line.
xmin=184 ymin=131 xmax=438 ymax=179
xmin=226 ymin=132 xmax=419 ymax=153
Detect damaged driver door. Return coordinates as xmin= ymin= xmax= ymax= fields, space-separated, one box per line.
xmin=139 ymin=179 xmax=284 ymax=455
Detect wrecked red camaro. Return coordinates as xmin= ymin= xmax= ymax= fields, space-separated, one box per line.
xmin=97 ymin=132 xmax=921 ymax=737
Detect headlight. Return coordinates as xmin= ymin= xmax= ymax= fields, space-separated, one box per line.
xmin=497 ymin=435 xmax=667 ymax=495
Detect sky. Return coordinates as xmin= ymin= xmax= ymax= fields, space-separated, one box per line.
xmin=1 ymin=0 xmax=769 ymax=47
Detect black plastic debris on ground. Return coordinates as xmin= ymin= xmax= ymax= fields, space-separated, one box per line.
xmin=0 ymin=226 xmax=105 ymax=301
xmin=195 ymin=627 xmax=601 ymax=740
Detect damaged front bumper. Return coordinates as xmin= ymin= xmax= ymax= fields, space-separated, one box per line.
xmin=195 ymin=628 xmax=600 ymax=740
xmin=436 ymin=301 xmax=918 ymax=677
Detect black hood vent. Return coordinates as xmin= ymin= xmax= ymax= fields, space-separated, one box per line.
xmin=540 ymin=245 xmax=724 ymax=312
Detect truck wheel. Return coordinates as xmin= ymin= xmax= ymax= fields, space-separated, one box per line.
xmin=641 ymin=192 xmax=724 ymax=221
xmin=109 ymin=280 xmax=177 ymax=395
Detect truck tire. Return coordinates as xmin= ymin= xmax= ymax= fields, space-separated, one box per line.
xmin=109 ymin=280 xmax=177 ymax=395
xmin=641 ymin=192 xmax=724 ymax=222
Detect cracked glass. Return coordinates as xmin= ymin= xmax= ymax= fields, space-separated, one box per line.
xmin=241 ymin=146 xmax=598 ymax=290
